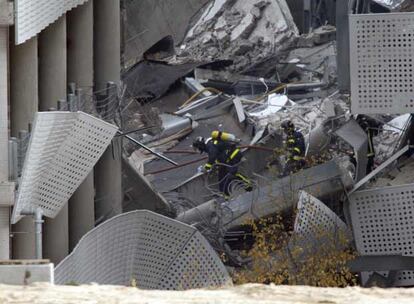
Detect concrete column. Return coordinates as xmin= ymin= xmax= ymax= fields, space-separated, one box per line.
xmin=0 ymin=27 xmax=9 ymax=259
xmin=336 ymin=0 xmax=351 ymax=93
xmin=9 ymin=35 xmax=38 ymax=260
xmin=67 ymin=0 xmax=95 ymax=251
xmin=67 ymin=0 xmax=93 ymax=91
xmin=94 ymin=0 xmax=121 ymax=90
xmin=9 ymin=36 xmax=38 ymax=137
xmin=39 ymin=16 xmax=67 ymax=111
xmin=39 ymin=16 xmax=69 ymax=264
xmin=94 ymin=0 xmax=123 ymax=221
xmin=68 ymin=172 xmax=94 ymax=250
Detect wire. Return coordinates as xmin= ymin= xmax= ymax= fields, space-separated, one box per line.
xmin=254 ymin=84 xmax=287 ymax=101
xmin=180 ymin=87 xmax=223 ymax=108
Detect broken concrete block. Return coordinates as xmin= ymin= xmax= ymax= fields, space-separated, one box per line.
xmin=234 ymin=41 xmax=254 ymax=55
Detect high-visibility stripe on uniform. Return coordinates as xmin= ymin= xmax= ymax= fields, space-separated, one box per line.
xmin=214 ymin=140 xmax=218 ymax=145
xmin=236 ymin=173 xmax=251 ymax=184
xmin=293 ymin=147 xmax=301 ymax=154
xmin=292 ymin=156 xmax=304 ymax=161
xmin=288 ymin=139 xmax=296 ymax=144
xmin=229 ymin=149 xmax=240 ymax=160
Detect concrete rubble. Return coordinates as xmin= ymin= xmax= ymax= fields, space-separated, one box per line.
xmin=9 ymin=0 xmax=408 ymax=292
xmin=178 ymin=0 xmax=298 ymax=73
xmin=113 ymin=0 xmax=414 ymax=289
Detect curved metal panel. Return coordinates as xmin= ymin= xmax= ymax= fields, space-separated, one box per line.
xmin=55 ymin=210 xmax=232 ymax=290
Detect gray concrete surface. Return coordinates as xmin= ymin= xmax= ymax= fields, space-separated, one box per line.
xmin=38 ymin=16 xmax=67 ymax=110
xmin=0 ymin=264 xmax=53 ymax=285
xmin=67 ymin=0 xmax=95 ymax=252
xmin=39 ymin=15 xmax=69 ymax=264
xmin=68 ymin=172 xmax=95 ymax=251
xmin=67 ymin=0 xmax=94 ymax=91
xmin=9 ymin=36 xmax=38 ymax=137
xmin=123 ymin=0 xmax=209 ymax=68
xmin=9 ymin=38 xmax=38 ymax=263
xmin=94 ymin=0 xmax=123 ymax=222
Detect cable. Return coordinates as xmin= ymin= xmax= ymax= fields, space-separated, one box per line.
xmin=180 ymin=87 xmax=223 ymax=108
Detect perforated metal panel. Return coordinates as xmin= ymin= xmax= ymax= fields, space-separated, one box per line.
xmin=295 ymin=191 xmax=351 ymax=240
xmin=349 ymin=184 xmax=414 ymax=286
xmin=55 ymin=211 xmax=232 ymax=290
xmin=15 ymin=0 xmax=89 ymax=44
xmin=350 ymin=13 xmax=414 ymax=114
xmin=12 ymin=111 xmax=118 ymax=224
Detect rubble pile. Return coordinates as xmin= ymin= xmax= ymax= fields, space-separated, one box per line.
xmin=114 ymin=0 xmax=414 ymax=290
xmin=179 ymin=0 xmax=298 ymax=73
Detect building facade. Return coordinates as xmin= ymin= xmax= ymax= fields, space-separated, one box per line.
xmin=0 ymin=0 xmax=122 ymax=263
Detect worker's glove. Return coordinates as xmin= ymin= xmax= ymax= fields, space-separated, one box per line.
xmin=204 ymin=163 xmax=213 ymax=173
xmin=197 ymin=165 xmax=205 ymax=174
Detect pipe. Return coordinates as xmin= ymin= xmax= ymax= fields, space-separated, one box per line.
xmin=120 ymin=132 xmax=179 ymax=166
xmin=67 ymin=93 xmax=77 ymax=112
xmin=145 ymin=156 xmax=207 ymax=175
xmin=21 ymin=208 xmax=44 ymax=259
xmin=34 ymin=209 xmax=43 ymax=259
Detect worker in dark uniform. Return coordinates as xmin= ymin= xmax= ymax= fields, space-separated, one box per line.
xmin=357 ymin=116 xmax=379 ymax=174
xmin=193 ymin=137 xmax=251 ymax=197
xmin=281 ymin=120 xmax=306 ymax=176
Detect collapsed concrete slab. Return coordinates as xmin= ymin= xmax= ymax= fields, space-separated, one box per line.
xmin=180 ymin=0 xmax=298 ymax=72
xmin=178 ymin=160 xmax=353 ymax=229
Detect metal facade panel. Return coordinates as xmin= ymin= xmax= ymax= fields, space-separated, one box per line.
xmin=15 ymin=0 xmax=89 ymax=45
xmin=335 ymin=119 xmax=368 ymax=182
xmin=55 ymin=211 xmax=232 ymax=290
xmin=12 ymin=111 xmax=118 ymax=223
xmin=295 ymin=191 xmax=351 ymax=240
xmin=350 ymin=13 xmax=414 ymax=114
xmin=349 ymin=184 xmax=414 ymax=286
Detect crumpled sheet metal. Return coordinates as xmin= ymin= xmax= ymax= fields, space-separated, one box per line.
xmin=335 ymin=119 xmax=368 ymax=183
xmin=372 ymin=0 xmax=411 ymax=9
xmin=349 ymin=183 xmax=414 ymax=286
xmin=55 ymin=210 xmax=232 ymax=290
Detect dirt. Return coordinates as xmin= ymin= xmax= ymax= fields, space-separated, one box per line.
xmin=1 ymin=284 xmax=414 ymax=304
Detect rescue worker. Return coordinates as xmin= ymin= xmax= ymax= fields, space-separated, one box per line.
xmin=281 ymin=120 xmax=306 ymax=176
xmin=192 ymin=136 xmax=251 ymax=197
